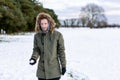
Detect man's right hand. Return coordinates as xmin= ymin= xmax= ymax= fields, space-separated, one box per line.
xmin=29 ymin=58 xmax=36 ymax=65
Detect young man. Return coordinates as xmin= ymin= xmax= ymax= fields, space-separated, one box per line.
xmin=29 ymin=12 xmax=66 ymax=80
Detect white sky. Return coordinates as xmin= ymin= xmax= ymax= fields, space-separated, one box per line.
xmin=38 ymin=0 xmax=120 ymax=24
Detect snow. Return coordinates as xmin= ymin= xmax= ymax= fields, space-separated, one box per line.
xmin=0 ymin=28 xmax=120 ymax=80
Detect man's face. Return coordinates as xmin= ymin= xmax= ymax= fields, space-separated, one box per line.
xmin=40 ymin=19 xmax=49 ymax=31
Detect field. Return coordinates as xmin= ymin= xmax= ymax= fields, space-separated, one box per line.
xmin=0 ymin=28 xmax=120 ymax=80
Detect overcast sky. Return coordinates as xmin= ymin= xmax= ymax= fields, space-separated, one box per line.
xmin=39 ymin=0 xmax=120 ymax=24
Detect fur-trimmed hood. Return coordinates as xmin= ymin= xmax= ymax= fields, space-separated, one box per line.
xmin=35 ymin=12 xmax=56 ymax=33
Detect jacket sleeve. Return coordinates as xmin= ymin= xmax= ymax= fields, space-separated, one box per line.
xmin=57 ymin=33 xmax=66 ymax=68
xmin=31 ymin=34 xmax=40 ymax=60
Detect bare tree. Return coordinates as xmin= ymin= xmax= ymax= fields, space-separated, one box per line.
xmin=80 ymin=3 xmax=107 ymax=28
xmin=63 ymin=19 xmax=69 ymax=27
xmin=62 ymin=18 xmax=77 ymax=27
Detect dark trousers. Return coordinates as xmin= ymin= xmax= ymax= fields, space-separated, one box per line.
xmin=38 ymin=77 xmax=60 ymax=80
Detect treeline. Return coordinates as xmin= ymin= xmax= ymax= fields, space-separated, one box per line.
xmin=0 ymin=0 xmax=60 ymax=33
xmin=60 ymin=18 xmax=120 ymax=28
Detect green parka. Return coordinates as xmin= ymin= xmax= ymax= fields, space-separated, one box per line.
xmin=31 ymin=30 xmax=66 ymax=79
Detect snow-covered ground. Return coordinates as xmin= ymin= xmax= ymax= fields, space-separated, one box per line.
xmin=0 ymin=28 xmax=120 ymax=80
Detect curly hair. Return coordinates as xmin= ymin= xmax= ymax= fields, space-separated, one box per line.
xmin=35 ymin=12 xmax=56 ymax=33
